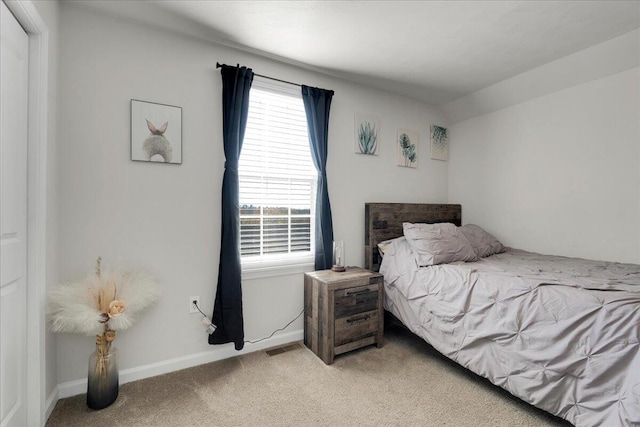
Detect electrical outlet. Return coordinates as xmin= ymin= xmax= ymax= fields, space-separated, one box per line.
xmin=189 ymin=296 xmax=200 ymax=314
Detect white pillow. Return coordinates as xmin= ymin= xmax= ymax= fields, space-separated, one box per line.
xmin=459 ymin=224 xmax=505 ymax=258
xmin=403 ymin=222 xmax=478 ymax=266
xmin=378 ymin=238 xmax=397 ymax=257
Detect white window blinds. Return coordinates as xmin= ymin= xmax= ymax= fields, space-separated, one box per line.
xmin=239 ymin=80 xmax=316 ymax=263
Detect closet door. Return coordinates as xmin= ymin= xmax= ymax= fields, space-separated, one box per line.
xmin=0 ymin=1 xmax=29 ymax=426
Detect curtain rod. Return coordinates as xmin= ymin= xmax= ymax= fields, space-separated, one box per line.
xmin=216 ymin=62 xmax=302 ymax=88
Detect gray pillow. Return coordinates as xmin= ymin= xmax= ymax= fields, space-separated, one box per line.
xmin=403 ymin=222 xmax=478 ymax=266
xmin=459 ymin=224 xmax=505 ymax=258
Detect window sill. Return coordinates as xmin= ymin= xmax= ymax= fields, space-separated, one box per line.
xmin=241 ymin=257 xmax=315 ymax=281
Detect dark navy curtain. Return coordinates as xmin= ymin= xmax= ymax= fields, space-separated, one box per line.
xmin=301 ymin=85 xmax=335 ymax=270
xmin=209 ymin=64 xmax=254 ymax=351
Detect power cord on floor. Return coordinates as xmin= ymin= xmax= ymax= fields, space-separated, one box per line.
xmin=244 ymin=308 xmax=305 ymax=345
xmin=193 ymin=301 xmax=306 ymax=345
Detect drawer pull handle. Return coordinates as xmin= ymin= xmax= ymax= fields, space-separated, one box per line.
xmin=346 ymin=289 xmax=371 ymax=296
xmin=347 ymin=315 xmax=370 ymax=323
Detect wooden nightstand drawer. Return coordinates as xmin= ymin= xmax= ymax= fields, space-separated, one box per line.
xmin=304 ymin=267 xmax=384 ymax=364
xmin=335 ymin=310 xmax=379 ymax=346
xmin=334 ymin=283 xmax=379 ymax=299
xmin=334 ymin=287 xmax=379 ymax=318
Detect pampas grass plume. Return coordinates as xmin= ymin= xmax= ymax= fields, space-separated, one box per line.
xmin=48 ymin=259 xmax=160 ymax=336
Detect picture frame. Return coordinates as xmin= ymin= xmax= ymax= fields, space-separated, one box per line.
xmin=354 ymin=113 xmax=380 ymax=155
xmin=430 ymin=125 xmax=448 ymax=161
xmin=131 ymin=99 xmax=182 ymax=164
xmin=396 ymin=129 xmax=418 ymax=168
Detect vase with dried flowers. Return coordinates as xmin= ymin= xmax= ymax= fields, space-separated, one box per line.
xmin=48 ymin=257 xmax=160 ymax=409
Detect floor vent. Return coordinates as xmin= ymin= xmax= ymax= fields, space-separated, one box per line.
xmin=265 ymin=343 xmax=301 ymax=356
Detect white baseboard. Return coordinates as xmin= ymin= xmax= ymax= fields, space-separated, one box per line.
xmin=45 ymin=387 xmax=59 ymax=422
xmin=56 ymin=329 xmax=304 ymax=399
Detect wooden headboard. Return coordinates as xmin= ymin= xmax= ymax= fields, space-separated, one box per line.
xmin=365 ymin=203 xmax=462 ymax=271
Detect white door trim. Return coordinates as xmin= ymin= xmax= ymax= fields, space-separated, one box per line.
xmin=3 ymin=1 xmax=49 ymax=426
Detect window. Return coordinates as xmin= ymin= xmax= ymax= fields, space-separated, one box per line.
xmin=239 ymin=79 xmax=316 ymax=275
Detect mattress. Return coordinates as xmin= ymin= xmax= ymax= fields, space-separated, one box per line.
xmin=380 ymin=238 xmax=640 ymax=427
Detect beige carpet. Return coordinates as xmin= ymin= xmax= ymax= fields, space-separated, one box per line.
xmin=47 ymin=325 xmax=570 ymax=426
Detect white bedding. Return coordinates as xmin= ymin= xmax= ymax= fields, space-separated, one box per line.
xmin=380 ymin=237 xmax=640 ymax=427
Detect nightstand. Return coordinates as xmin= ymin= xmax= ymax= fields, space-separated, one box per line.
xmin=304 ymin=267 xmax=384 ymax=364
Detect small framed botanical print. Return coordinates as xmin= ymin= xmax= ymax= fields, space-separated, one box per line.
xmin=396 ymin=129 xmax=418 ymax=168
xmin=430 ymin=125 xmax=448 ymax=161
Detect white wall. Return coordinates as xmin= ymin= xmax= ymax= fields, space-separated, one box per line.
xmin=448 ymin=66 xmax=640 ymax=263
xmin=55 ymin=4 xmax=447 ymax=387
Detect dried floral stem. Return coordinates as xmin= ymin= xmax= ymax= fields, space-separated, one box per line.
xmin=94 ymin=257 xmax=113 ymax=378
xmin=96 ymin=257 xmax=102 ymax=313
xmin=94 ymin=328 xmax=116 ymax=376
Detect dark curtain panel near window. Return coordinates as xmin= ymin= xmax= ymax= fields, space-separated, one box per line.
xmin=301 ymin=85 xmax=335 ymax=270
xmin=209 ymin=64 xmax=254 ymax=351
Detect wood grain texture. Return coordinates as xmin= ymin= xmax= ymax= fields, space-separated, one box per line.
xmin=364 ymin=203 xmax=462 ymax=271
xmin=303 ymin=267 xmax=384 ymax=364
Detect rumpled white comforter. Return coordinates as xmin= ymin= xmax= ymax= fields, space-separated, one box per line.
xmin=380 ymin=237 xmax=640 ymax=427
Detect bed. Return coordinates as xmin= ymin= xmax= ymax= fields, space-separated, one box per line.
xmin=364 ymin=203 xmax=640 ymax=427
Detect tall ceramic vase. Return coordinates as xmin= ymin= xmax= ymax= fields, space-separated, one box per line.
xmin=87 ymin=345 xmax=119 ymax=410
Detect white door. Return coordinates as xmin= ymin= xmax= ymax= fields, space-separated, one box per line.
xmin=0 ymin=1 xmax=29 ymax=426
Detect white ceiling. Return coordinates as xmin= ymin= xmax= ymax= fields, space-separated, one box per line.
xmin=82 ymin=1 xmax=640 ymax=105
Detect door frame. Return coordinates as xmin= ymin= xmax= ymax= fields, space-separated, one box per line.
xmin=3 ymin=1 xmax=49 ymax=425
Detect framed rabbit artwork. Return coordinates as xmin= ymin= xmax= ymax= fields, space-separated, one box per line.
xmin=131 ymin=99 xmax=182 ymax=164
